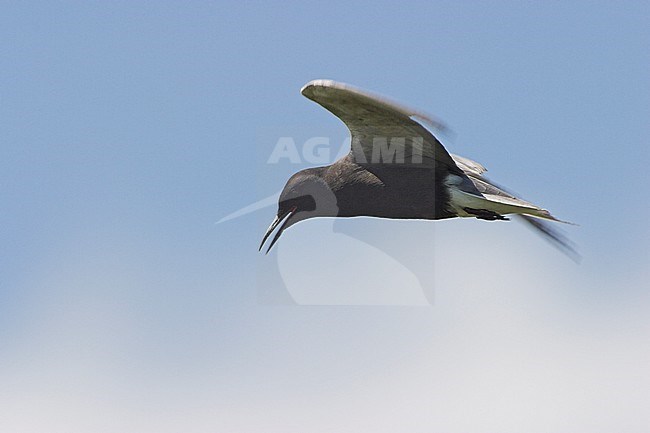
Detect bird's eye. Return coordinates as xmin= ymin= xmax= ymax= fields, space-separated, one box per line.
xmin=280 ymin=195 xmax=317 ymax=213
xmin=299 ymin=195 xmax=317 ymax=212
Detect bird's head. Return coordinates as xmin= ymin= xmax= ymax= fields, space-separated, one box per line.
xmin=259 ymin=168 xmax=338 ymax=253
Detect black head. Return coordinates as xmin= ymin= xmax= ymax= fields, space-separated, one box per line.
xmin=259 ymin=168 xmax=338 ymax=253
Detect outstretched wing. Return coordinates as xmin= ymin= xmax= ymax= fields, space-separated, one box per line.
xmin=301 ymin=80 xmax=459 ymax=170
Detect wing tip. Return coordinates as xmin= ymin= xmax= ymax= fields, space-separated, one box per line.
xmin=516 ymin=214 xmax=581 ymax=263
xmin=301 ymin=79 xmax=342 ymax=98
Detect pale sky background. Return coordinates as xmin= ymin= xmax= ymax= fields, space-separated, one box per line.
xmin=1 ymin=1 xmax=649 ymax=432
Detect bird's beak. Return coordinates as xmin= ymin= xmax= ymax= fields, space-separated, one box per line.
xmin=259 ymin=206 xmax=297 ymax=254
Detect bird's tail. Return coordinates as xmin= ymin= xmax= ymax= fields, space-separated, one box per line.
xmin=471 ymin=179 xmax=579 ymax=260
xmin=470 ymin=192 xmax=580 ymax=261
xmin=479 ymin=192 xmax=570 ymax=223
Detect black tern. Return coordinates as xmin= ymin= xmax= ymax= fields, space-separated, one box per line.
xmin=260 ymin=80 xmax=576 ymax=258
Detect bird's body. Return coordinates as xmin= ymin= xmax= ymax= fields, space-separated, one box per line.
xmin=260 ymin=80 xmax=576 ymax=258
xmin=311 ymin=154 xmax=452 ymax=220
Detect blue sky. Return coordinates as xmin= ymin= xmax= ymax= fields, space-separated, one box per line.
xmin=1 ymin=1 xmax=649 ymax=432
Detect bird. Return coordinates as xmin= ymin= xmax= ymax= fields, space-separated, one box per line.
xmin=260 ymin=79 xmax=577 ymax=259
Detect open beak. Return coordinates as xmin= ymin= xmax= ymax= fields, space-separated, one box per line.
xmin=259 ymin=206 xmax=297 ymax=254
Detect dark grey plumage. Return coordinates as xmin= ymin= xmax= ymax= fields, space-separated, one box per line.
xmin=260 ymin=80 xmax=576 ymax=258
